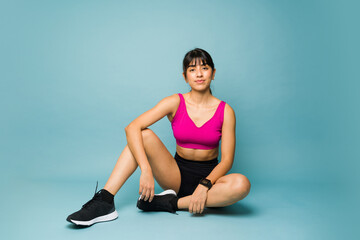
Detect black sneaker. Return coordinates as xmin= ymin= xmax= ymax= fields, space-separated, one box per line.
xmin=67 ymin=184 xmax=118 ymax=226
xmin=137 ymin=189 xmax=177 ymax=213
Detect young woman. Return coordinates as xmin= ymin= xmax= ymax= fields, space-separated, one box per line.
xmin=67 ymin=48 xmax=251 ymax=226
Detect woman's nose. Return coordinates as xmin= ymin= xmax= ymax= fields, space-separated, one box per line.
xmin=196 ymin=69 xmax=203 ymax=77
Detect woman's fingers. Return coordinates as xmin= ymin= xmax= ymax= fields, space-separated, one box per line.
xmin=139 ymin=186 xmax=143 ymax=199
xmin=196 ymin=204 xmax=201 ymax=214
xmin=139 ymin=171 xmax=154 ymax=201
xmin=200 ymin=202 xmax=205 ymax=214
xmin=188 ymin=201 xmax=193 ymax=213
xmin=189 ymin=200 xmax=201 ymax=213
xmin=189 ymin=200 xmax=205 ymax=214
xmin=149 ymin=189 xmax=154 ymax=202
xmin=139 ymin=185 xmax=154 ymax=201
xmin=143 ymin=189 xmax=148 ymax=201
xmin=139 ymin=185 xmax=146 ymax=200
xmin=144 ymin=187 xmax=150 ymax=201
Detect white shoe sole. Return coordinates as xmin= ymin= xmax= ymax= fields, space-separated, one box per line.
xmin=69 ymin=210 xmax=118 ymax=226
xmin=138 ymin=189 xmax=177 ymax=200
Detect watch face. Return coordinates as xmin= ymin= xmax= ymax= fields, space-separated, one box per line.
xmin=201 ymin=179 xmax=209 ymax=184
xmin=200 ymin=179 xmax=211 ymax=188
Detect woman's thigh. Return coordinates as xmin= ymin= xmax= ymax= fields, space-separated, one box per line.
xmin=142 ymin=128 xmax=181 ymax=193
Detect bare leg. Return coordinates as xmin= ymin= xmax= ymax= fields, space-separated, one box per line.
xmin=67 ymin=128 xmax=181 ymax=226
xmin=177 ymin=173 xmax=251 ymax=209
xmin=103 ymin=145 xmax=138 ymax=195
xmin=103 ymin=128 xmax=181 ymax=196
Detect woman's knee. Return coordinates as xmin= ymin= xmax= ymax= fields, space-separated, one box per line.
xmin=141 ymin=128 xmax=163 ymax=151
xmin=230 ymin=174 xmax=251 ymax=200
xmin=141 ymin=128 xmax=156 ymax=142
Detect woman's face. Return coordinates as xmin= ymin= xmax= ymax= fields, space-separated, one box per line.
xmin=183 ymin=59 xmax=216 ymax=92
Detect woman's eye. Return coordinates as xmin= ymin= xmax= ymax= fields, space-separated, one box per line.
xmin=189 ymin=69 xmax=195 ymax=72
xmin=203 ymin=67 xmax=208 ymax=70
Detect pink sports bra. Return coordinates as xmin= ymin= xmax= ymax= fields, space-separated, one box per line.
xmin=171 ymin=93 xmax=226 ymax=150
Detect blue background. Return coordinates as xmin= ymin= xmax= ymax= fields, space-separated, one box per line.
xmin=1 ymin=0 xmax=359 ymax=239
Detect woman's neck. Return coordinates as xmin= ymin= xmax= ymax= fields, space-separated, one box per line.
xmin=187 ymin=90 xmax=213 ymax=106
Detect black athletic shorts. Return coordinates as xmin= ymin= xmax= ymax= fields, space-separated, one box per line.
xmin=174 ymin=152 xmax=218 ymax=198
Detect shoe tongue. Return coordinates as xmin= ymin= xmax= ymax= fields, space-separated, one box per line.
xmin=94 ymin=190 xmax=103 ymax=200
xmin=82 ymin=191 xmax=102 ymax=209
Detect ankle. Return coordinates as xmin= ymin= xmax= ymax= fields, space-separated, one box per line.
xmin=99 ymin=189 xmax=114 ymax=204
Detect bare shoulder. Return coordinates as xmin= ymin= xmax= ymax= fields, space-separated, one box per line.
xmin=153 ymin=93 xmax=180 ymax=115
xmin=212 ymin=96 xmax=224 ymax=106
xmin=224 ymin=102 xmax=235 ymax=114
xmin=223 ymin=102 xmax=236 ymax=123
xmin=164 ymin=93 xmax=181 ymax=121
xmin=164 ymin=93 xmax=181 ymax=105
xmin=161 ymin=93 xmax=180 ymax=110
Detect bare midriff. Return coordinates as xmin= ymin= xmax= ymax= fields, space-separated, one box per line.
xmin=176 ymin=144 xmax=219 ymax=161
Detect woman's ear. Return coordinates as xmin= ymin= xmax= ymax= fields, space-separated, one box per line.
xmin=212 ymin=68 xmax=216 ymax=80
xmin=182 ymin=72 xmax=188 ymax=83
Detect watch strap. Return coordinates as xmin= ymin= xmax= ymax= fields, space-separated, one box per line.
xmin=199 ymin=178 xmax=212 ymax=190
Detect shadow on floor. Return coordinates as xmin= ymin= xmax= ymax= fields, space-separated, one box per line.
xmin=66 ymin=217 xmax=118 ymax=229
xmin=116 ymin=199 xmax=256 ymax=217
xmin=66 ymin=224 xmax=91 ymax=230
xmin=199 ymin=202 xmax=255 ymax=216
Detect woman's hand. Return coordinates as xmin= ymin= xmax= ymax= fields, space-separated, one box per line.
xmin=188 ymin=184 xmax=209 ymax=214
xmin=139 ymin=170 xmax=155 ymax=202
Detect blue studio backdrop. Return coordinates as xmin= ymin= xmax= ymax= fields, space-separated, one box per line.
xmin=1 ymin=0 xmax=358 ymax=239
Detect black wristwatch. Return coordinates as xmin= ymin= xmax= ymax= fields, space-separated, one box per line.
xmin=199 ymin=178 xmax=212 ymax=190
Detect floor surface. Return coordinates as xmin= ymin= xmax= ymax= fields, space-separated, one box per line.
xmin=2 ymin=175 xmax=357 ymax=240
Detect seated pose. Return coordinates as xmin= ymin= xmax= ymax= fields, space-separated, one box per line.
xmin=67 ymin=48 xmax=251 ymax=226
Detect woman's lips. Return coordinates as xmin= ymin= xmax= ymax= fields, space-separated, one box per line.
xmin=196 ymin=80 xmax=205 ymax=83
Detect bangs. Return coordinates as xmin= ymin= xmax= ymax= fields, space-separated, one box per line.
xmin=183 ymin=48 xmax=214 ymax=73
xmin=188 ymin=57 xmax=208 ymax=67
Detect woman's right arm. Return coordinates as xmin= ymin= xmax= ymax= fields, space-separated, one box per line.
xmin=124 ymin=93 xmax=179 ymax=201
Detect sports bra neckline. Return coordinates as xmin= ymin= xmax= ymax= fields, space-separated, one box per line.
xmin=180 ymin=93 xmax=224 ymax=128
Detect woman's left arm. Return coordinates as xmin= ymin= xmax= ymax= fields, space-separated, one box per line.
xmin=189 ymin=103 xmax=236 ymax=214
